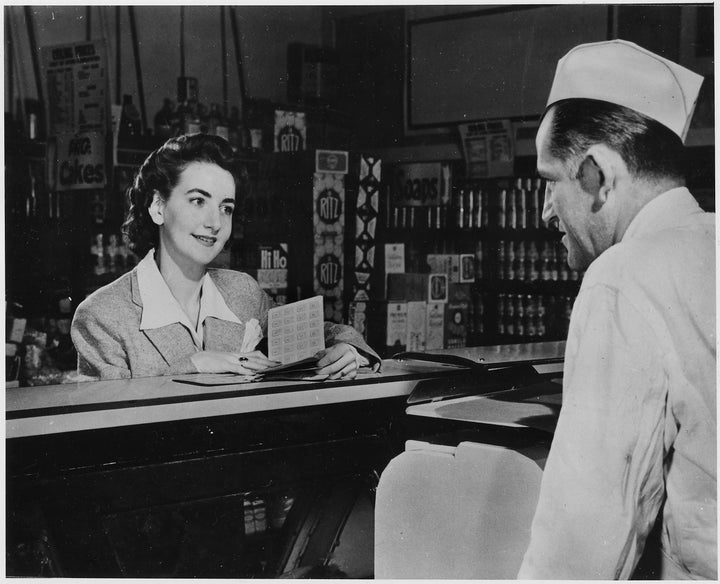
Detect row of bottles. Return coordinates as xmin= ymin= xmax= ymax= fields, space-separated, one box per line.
xmin=119 ymin=93 xmax=256 ymax=153
xmin=445 ymin=291 xmax=576 ymax=344
xmin=496 ymin=293 xmax=575 ymax=339
xmin=386 ymin=177 xmax=548 ymax=231
xmin=492 ymin=239 xmax=582 ymax=282
xmin=407 ymin=239 xmax=583 ymax=284
xmin=90 ymin=233 xmax=138 ymax=277
xmin=453 ymin=177 xmax=546 ymax=230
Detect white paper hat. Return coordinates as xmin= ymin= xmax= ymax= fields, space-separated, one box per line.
xmin=547 ymin=39 xmax=704 ymax=141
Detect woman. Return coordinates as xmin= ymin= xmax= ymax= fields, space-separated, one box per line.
xmin=71 ymin=134 xmax=379 ymax=380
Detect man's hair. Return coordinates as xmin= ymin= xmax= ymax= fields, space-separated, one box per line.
xmin=122 ymin=133 xmax=245 ymax=257
xmin=546 ymin=99 xmax=687 ymax=183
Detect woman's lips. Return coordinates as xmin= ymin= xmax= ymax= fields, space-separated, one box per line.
xmin=193 ymin=234 xmax=217 ymax=246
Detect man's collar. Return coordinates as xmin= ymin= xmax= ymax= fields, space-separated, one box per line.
xmin=622 ymin=187 xmax=702 ymax=241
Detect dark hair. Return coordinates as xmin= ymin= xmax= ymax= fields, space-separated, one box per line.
xmin=122 ymin=133 xmax=245 ymax=257
xmin=546 ymin=99 xmax=686 ymax=183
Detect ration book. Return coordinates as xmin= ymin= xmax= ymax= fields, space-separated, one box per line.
xmin=267 ymin=296 xmax=325 ymax=364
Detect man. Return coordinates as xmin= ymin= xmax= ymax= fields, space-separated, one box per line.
xmin=517 ymin=40 xmax=716 ymax=579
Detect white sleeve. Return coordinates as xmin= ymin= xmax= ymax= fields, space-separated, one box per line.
xmin=518 ymin=282 xmax=667 ymax=579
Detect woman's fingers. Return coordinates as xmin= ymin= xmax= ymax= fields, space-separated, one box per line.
xmin=316 ymin=344 xmax=359 ymax=379
xmin=235 ymin=351 xmax=279 ymax=371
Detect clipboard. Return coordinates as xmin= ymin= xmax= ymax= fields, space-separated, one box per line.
xmin=394 ymin=351 xmax=548 ymax=406
xmin=407 ymin=380 xmax=563 ymax=433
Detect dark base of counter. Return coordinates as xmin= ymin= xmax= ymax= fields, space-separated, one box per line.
xmin=7 ymin=395 xmax=552 ymax=578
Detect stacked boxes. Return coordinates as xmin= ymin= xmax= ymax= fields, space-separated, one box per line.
xmin=370 ymin=260 xmax=476 ymax=356
xmin=367 ymin=302 xmax=408 ymax=356
xmin=444 ymin=284 xmax=472 ymax=349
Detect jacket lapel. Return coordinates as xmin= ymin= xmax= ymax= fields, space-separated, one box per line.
xmin=130 ymin=270 xmax=197 ymax=365
xmin=130 ymin=268 xmax=246 ymax=360
xmin=204 ymin=318 xmax=246 ymax=352
xmin=144 ymin=324 xmax=197 ymax=365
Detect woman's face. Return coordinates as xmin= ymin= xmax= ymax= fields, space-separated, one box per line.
xmin=154 ymin=161 xmax=236 ymax=272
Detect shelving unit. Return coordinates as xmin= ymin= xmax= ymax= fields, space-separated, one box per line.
xmin=376 ymin=173 xmax=584 ymax=350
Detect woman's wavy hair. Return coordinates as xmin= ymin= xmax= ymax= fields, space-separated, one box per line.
xmin=122 ymin=133 xmax=245 ymax=257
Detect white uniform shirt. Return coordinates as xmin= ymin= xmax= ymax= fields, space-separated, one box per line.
xmin=136 ymin=249 xmax=242 ymax=350
xmin=519 ymin=188 xmax=716 ymax=579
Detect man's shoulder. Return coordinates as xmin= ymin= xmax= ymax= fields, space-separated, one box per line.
xmin=587 ymin=222 xmax=714 ymax=289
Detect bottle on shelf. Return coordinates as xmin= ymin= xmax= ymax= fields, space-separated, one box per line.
xmin=197 ymin=102 xmax=209 ymax=134
xmin=105 ymin=234 xmax=119 ymax=274
xmin=497 ymin=293 xmax=506 ymax=335
xmin=515 ymin=241 xmax=526 ymax=282
xmin=481 ymin=191 xmax=489 ymax=227
xmin=215 ymin=105 xmax=230 ymax=142
xmin=181 ymin=100 xmax=202 ymax=134
xmin=91 ymin=233 xmax=106 ymax=276
xmin=154 ymin=98 xmax=176 ymax=140
xmin=514 ymin=294 xmax=524 ymax=337
xmin=506 ymin=187 xmax=516 ymax=230
xmin=497 ymin=189 xmax=507 ymax=229
xmin=496 ymin=240 xmax=506 ymax=280
xmin=118 ymin=94 xmax=142 ymax=145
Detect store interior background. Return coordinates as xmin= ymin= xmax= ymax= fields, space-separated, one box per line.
xmin=5 ymin=5 xmax=715 ymax=387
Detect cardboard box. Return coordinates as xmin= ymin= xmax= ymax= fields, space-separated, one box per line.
xmin=367 ymin=301 xmax=408 ymax=358
xmin=426 ymin=254 xmax=460 ymax=283
xmin=459 ymin=253 xmax=476 ymax=283
xmin=387 ymin=273 xmax=448 ymax=303
xmin=444 ymin=302 xmax=470 ymax=349
xmin=406 ymin=301 xmax=427 ymax=352
xmin=385 ymin=243 xmax=405 ymax=274
xmin=426 ymin=302 xmax=445 ymax=351
xmin=444 ymin=283 xmax=472 ymax=348
xmin=447 ymin=283 xmax=473 ymax=303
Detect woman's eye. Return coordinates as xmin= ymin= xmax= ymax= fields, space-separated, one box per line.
xmin=190 ymin=197 xmax=204 ymax=207
xmin=221 ymin=205 xmax=234 ymax=216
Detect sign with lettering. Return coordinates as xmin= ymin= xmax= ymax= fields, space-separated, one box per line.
xmin=274 ymin=110 xmax=307 ymax=153
xmin=316 ymin=149 xmax=348 ymax=174
xmin=316 ymin=188 xmax=343 ymax=225
xmin=259 ymin=243 xmax=288 ymax=269
xmin=458 ymin=119 xmax=514 ymax=178
xmin=55 ymin=131 xmax=106 ymax=191
xmin=313 ymin=172 xmax=345 ymax=322
xmin=392 ymin=162 xmax=449 ymax=206
xmin=41 ymin=40 xmax=109 ymax=136
xmin=316 ymin=253 xmax=343 ymax=290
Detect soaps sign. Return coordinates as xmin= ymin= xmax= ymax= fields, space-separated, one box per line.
xmin=392 ymin=162 xmax=448 ymax=206
xmin=56 ymin=131 xmax=106 ymax=191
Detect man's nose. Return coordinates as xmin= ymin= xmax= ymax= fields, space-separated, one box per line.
xmin=541 ymin=185 xmax=555 ymax=225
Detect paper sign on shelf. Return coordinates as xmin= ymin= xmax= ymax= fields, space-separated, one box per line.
xmin=458 ymin=119 xmax=514 ymax=178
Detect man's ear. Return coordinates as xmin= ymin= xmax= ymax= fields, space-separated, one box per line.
xmin=148 ymin=192 xmax=165 ymax=226
xmin=578 ymin=144 xmax=619 ymax=212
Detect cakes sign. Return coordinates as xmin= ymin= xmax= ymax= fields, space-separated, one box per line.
xmin=56 ymin=131 xmax=106 ymax=190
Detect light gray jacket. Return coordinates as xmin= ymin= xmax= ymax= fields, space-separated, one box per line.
xmin=71 ymin=267 xmax=380 ymax=380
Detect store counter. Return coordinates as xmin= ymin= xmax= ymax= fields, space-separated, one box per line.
xmin=6 ymin=341 xmax=565 ymax=578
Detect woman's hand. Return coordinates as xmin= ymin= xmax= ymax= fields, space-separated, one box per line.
xmin=191 ymin=350 xmax=278 ymax=375
xmin=313 ymin=343 xmax=361 ymax=381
